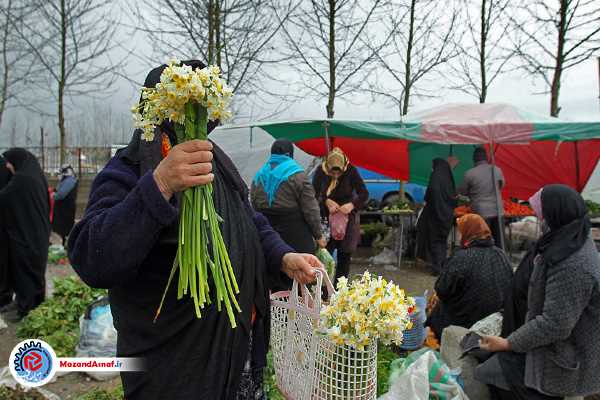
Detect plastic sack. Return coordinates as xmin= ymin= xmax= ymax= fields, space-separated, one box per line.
xmin=469 ymin=312 xmax=503 ymax=337
xmin=316 ymin=248 xmax=336 ymax=280
xmin=75 ymin=297 xmax=118 ymax=381
xmin=329 ymin=212 xmax=349 ymax=241
xmin=379 ymin=348 xmax=469 ymax=400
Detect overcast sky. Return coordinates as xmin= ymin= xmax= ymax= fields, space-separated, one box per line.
xmin=1 ymin=1 xmax=599 ymax=148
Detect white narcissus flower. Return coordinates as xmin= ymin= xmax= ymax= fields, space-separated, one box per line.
xmin=319 ymin=271 xmax=414 ymax=349
xmin=133 ymin=61 xmax=233 ymax=141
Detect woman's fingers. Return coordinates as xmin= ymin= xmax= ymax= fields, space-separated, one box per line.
xmin=185 ymin=173 xmax=215 ymax=187
xmin=188 ymin=162 xmax=213 ymax=176
xmin=179 ymin=139 xmax=213 ymax=153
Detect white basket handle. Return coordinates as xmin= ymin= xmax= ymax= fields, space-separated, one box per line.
xmin=290 ymin=269 xmax=336 ymax=317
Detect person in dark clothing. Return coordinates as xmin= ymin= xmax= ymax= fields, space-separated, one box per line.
xmin=52 ymin=164 xmax=78 ymax=246
xmin=68 ymin=60 xmax=322 ymax=400
xmin=0 ymin=148 xmax=50 ymax=321
xmin=251 ymin=139 xmax=326 ymax=290
xmin=478 ymin=185 xmax=600 ymax=400
xmin=427 ymin=213 xmax=512 ymax=339
xmin=0 ymin=157 xmax=13 ymax=309
xmin=312 ymin=147 xmax=368 ymax=286
xmin=416 ymin=158 xmax=458 ymax=275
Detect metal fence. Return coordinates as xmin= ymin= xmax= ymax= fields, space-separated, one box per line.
xmin=0 ymin=146 xmax=113 ymax=176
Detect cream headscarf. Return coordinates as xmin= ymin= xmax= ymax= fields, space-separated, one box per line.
xmin=322 ymin=147 xmax=349 ymax=196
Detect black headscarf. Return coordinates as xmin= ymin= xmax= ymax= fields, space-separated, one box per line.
xmin=537 ymin=184 xmax=590 ymax=266
xmin=423 ymin=158 xmax=457 ymax=231
xmin=3 ymin=148 xmax=47 ymax=190
xmin=0 ymin=148 xmax=50 ymax=253
xmin=473 ymin=147 xmax=487 ymax=163
xmin=271 ymin=139 xmax=294 ymax=158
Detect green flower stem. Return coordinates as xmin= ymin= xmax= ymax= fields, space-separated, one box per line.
xmin=155 ymin=101 xmax=240 ymax=329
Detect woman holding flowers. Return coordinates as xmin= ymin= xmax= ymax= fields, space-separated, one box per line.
xmin=312 ymin=147 xmax=368 ymax=286
xmin=68 ymin=60 xmax=322 ymax=400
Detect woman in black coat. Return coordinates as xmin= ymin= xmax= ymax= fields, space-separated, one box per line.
xmin=0 ymin=157 xmax=13 ymax=309
xmin=426 ymin=213 xmax=512 ymax=339
xmin=416 ymin=158 xmax=458 ymax=275
xmin=0 ymin=149 xmax=50 ymax=321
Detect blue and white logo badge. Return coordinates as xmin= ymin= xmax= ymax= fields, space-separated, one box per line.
xmin=9 ymin=339 xmax=57 ymax=387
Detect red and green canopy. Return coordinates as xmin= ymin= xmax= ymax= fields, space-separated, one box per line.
xmin=226 ymin=104 xmax=600 ymax=200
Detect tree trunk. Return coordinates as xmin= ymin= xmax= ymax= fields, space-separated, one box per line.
xmin=550 ymin=0 xmax=567 ymax=117
xmin=479 ymin=0 xmax=487 ymax=103
xmin=326 ymin=0 xmax=336 ymax=119
xmin=208 ymin=0 xmax=214 ymax=64
xmin=0 ymin=0 xmax=12 ymax=131
xmin=59 ymin=0 xmax=67 ymax=165
xmin=401 ymin=0 xmax=416 ymax=116
xmin=215 ymin=0 xmax=221 ymax=68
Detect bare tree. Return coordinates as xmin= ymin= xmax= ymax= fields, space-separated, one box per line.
xmin=0 ymin=0 xmax=38 ymax=130
xmin=511 ymin=0 xmax=600 ymax=117
xmin=278 ymin=0 xmax=394 ymax=118
xmin=368 ymin=0 xmax=459 ymax=116
xmin=132 ymin=0 xmax=294 ymax=119
xmin=451 ymin=0 xmax=515 ymax=103
xmin=12 ymin=0 xmax=122 ymax=163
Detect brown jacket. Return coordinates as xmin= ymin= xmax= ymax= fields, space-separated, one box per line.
xmin=251 ymin=171 xmax=322 ymax=240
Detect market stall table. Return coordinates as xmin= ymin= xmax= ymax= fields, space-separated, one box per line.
xmin=361 ymin=210 xmax=416 ymax=267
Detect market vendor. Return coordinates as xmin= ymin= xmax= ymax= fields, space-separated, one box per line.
xmin=68 ymin=61 xmax=323 ymax=400
xmin=477 ymin=185 xmax=600 ymax=400
xmin=426 ymin=213 xmax=512 ymax=339
xmin=458 ymin=147 xmax=505 ymax=247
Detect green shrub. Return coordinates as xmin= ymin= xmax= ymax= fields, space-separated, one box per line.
xmin=76 ymin=385 xmax=124 ymax=400
xmin=16 ymin=276 xmax=107 ymax=357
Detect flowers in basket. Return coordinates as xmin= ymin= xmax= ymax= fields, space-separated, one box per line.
xmin=131 ymin=59 xmax=239 ymax=328
xmin=320 ymin=271 xmax=416 ymax=350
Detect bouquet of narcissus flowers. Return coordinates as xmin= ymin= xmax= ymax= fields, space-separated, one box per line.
xmin=131 ymin=59 xmax=238 ymax=327
xmin=320 ymin=271 xmax=415 ymax=349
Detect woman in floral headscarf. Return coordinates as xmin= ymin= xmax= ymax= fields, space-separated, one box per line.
xmin=312 ymin=147 xmax=368 ymax=286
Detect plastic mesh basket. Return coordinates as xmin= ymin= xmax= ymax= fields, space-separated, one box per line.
xmin=270 ymin=271 xmax=378 ymax=400
xmin=311 ymin=337 xmax=378 ymax=400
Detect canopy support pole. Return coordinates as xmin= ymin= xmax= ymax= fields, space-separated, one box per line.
xmin=323 ymin=121 xmax=331 ymax=154
xmin=489 ymin=141 xmax=506 ymax=251
xmin=574 ymin=142 xmax=581 ymax=192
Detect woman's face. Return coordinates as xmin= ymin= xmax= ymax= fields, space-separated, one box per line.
xmin=328 ymin=168 xmax=343 ymax=179
xmin=5 ymin=162 xmax=14 ymax=174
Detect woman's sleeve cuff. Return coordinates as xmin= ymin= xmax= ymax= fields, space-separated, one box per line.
xmin=138 ymin=171 xmax=178 ymax=226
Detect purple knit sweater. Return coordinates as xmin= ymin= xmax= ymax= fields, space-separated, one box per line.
xmin=68 ymin=156 xmax=293 ymax=289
